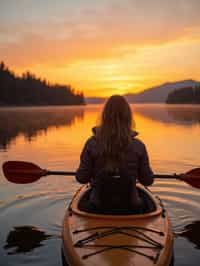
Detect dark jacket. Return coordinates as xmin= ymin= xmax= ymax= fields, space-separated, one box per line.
xmin=76 ymin=129 xmax=154 ymax=207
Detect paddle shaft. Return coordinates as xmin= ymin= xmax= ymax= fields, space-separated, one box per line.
xmin=154 ymin=174 xmax=179 ymax=179
xmin=46 ymin=171 xmax=179 ymax=179
xmin=46 ymin=170 xmax=76 ymax=176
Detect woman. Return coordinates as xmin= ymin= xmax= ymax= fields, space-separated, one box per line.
xmin=76 ymin=95 xmax=154 ymax=213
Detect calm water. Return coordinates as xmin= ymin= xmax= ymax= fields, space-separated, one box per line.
xmin=0 ymin=104 xmax=200 ymax=266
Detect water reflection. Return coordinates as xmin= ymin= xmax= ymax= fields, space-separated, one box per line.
xmin=0 ymin=106 xmax=84 ymax=150
xmin=4 ymin=226 xmax=52 ymax=255
xmin=179 ymin=221 xmax=200 ymax=249
xmin=167 ymin=105 xmax=200 ymax=125
xmin=133 ymin=104 xmax=200 ymax=125
xmin=133 ymin=104 xmax=173 ymax=124
xmin=1 ymin=104 xmax=200 ymax=266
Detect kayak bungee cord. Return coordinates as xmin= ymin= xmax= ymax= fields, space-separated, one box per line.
xmin=73 ymin=226 xmax=164 ymax=246
xmin=73 ymin=225 xmax=164 ymax=235
xmin=73 ymin=226 xmax=164 ymax=263
xmin=74 ymin=228 xmax=162 ymax=247
xmin=81 ymin=245 xmax=160 ymax=262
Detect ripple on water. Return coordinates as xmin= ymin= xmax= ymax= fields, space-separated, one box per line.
xmin=151 ymin=180 xmax=200 ymax=236
xmin=0 ymin=191 xmax=70 ymax=214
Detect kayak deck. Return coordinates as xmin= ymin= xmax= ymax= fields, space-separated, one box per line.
xmin=62 ymin=185 xmax=173 ymax=266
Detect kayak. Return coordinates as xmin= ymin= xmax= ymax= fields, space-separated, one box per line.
xmin=62 ymin=185 xmax=174 ymax=266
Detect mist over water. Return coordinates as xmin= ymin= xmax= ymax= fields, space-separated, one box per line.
xmin=0 ymin=104 xmax=200 ymax=266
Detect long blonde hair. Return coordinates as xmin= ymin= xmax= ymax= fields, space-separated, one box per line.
xmin=97 ymin=95 xmax=134 ymax=170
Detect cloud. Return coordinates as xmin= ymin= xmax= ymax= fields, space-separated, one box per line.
xmin=0 ymin=0 xmax=200 ymax=68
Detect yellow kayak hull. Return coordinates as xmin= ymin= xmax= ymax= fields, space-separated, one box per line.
xmin=62 ymin=185 xmax=173 ymax=266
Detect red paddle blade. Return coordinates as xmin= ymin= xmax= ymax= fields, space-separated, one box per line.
xmin=2 ymin=161 xmax=47 ymax=184
xmin=182 ymin=168 xmax=200 ymax=188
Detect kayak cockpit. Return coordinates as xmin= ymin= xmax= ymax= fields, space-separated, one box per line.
xmin=70 ymin=185 xmax=162 ymax=219
xmin=78 ymin=186 xmax=157 ymax=215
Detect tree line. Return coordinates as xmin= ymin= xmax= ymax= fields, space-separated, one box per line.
xmin=0 ymin=61 xmax=85 ymax=106
xmin=166 ymin=85 xmax=200 ymax=104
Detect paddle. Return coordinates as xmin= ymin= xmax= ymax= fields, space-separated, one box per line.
xmin=2 ymin=161 xmax=75 ymax=184
xmin=2 ymin=161 xmax=200 ymax=188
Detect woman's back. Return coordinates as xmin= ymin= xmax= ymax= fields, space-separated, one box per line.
xmin=76 ymin=95 xmax=154 ymax=212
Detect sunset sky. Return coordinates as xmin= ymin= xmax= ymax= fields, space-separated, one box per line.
xmin=0 ymin=0 xmax=200 ymax=96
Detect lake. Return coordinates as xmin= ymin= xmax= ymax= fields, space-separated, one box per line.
xmin=0 ymin=104 xmax=200 ymax=266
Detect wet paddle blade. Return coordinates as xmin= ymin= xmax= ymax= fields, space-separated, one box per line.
xmin=2 ymin=161 xmax=47 ymax=184
xmin=182 ymin=168 xmax=200 ymax=188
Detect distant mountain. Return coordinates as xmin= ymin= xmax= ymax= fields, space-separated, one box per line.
xmin=124 ymin=80 xmax=199 ymax=103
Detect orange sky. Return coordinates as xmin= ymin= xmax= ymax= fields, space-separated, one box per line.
xmin=0 ymin=0 xmax=200 ymax=96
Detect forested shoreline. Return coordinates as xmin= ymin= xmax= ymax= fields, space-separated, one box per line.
xmin=0 ymin=62 xmax=85 ymax=106
xmin=166 ymin=85 xmax=200 ymax=104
